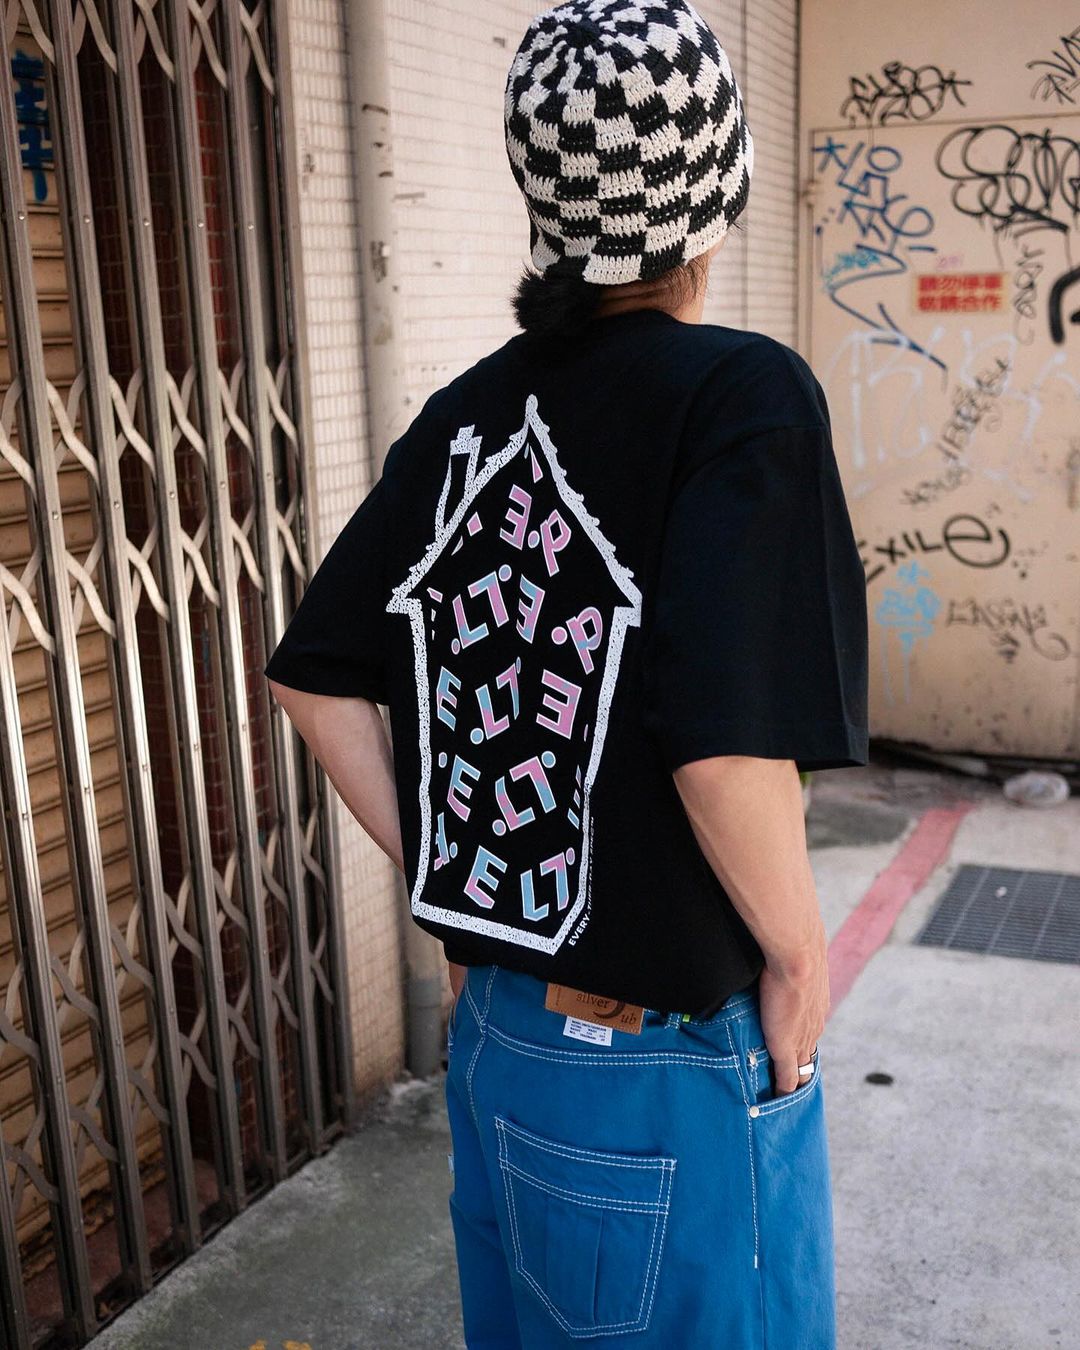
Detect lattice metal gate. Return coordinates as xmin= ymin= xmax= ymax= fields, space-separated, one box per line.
xmin=0 ymin=0 xmax=352 ymax=1344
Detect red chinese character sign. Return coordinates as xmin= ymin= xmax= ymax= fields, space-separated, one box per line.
xmin=387 ymin=395 xmax=641 ymax=952
xmin=914 ymin=271 xmax=1005 ymax=312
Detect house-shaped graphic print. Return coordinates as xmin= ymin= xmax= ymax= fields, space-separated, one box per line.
xmin=387 ymin=394 xmax=641 ymax=954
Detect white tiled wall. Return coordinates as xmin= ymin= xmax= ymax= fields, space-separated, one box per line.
xmin=385 ymin=0 xmax=801 ymax=415
xmin=743 ymin=0 xmax=800 ymax=344
xmin=285 ymin=0 xmax=406 ymax=1102
xmin=384 ymin=1 xmax=538 ymax=407
xmin=282 ymin=0 xmax=801 ymax=1092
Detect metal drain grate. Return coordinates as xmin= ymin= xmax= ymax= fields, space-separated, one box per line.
xmin=915 ymin=865 xmax=1080 ymax=964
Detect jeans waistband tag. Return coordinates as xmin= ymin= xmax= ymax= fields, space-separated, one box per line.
xmin=544 ymin=980 xmax=644 ymax=1034
xmin=562 ymin=1015 xmax=614 ymax=1045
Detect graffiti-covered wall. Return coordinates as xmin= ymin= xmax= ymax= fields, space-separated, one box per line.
xmin=799 ymin=3 xmax=1080 ymax=758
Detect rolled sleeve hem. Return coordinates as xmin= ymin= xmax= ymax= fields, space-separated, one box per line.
xmin=262 ymin=653 xmax=389 ymax=706
xmin=653 ymin=715 xmax=869 ymax=774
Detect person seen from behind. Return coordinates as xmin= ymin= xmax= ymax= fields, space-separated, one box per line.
xmin=265 ymin=1 xmax=869 ymax=1344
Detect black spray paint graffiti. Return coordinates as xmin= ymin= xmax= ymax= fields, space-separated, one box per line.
xmin=839 ymin=61 xmax=972 ymax=126
xmin=900 ymin=461 xmax=972 ymax=509
xmin=945 ymin=598 xmax=1071 ymax=662
xmin=1010 ymin=238 xmax=1045 ymax=343
xmin=813 ymin=135 xmax=942 ymax=370
xmin=935 ymin=123 xmax=1080 ymax=234
xmin=1026 ymin=25 xmax=1080 ymax=106
xmin=937 ymin=356 xmax=1010 ymax=462
xmin=1048 ymin=264 xmax=1080 ymax=344
xmin=860 ymin=514 xmax=1011 ymax=585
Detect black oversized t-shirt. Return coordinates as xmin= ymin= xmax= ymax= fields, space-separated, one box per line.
xmin=263 ymin=308 xmax=869 ymax=1017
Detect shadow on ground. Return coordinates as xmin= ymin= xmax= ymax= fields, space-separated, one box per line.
xmin=89 ymin=1079 xmax=462 ymax=1350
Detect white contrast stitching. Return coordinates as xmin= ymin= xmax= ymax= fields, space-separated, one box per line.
xmin=631 ymin=1159 xmax=675 ymax=1329
xmin=494 ymin=1116 xmax=675 ymax=1337
xmin=500 ymin=1166 xmax=667 ymax=1213
xmin=488 ymin=1023 xmax=741 ymax=1068
xmin=639 ymin=1161 xmax=675 ymax=1331
xmin=465 ymin=967 xmax=496 ymax=1124
xmin=502 ymin=1179 xmax=664 ymax=1336
xmin=463 ymin=967 xmax=484 ymax=1025
xmin=727 ymin=1018 xmax=760 ymax=1274
xmin=498 ymin=1119 xmax=677 ymax=1171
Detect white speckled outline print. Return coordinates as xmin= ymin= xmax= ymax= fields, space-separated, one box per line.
xmin=386 ymin=394 xmax=641 ymax=953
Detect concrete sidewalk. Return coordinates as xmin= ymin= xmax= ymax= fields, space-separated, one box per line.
xmin=90 ymin=755 xmax=1080 ymax=1350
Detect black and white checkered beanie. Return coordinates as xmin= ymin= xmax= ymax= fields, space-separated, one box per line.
xmin=504 ymin=0 xmax=753 ymax=286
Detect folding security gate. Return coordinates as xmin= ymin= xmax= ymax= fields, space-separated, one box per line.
xmin=0 ymin=0 xmax=352 ymax=1344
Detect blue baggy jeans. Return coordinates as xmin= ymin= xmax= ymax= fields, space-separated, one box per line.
xmin=444 ymin=963 xmax=836 ymax=1349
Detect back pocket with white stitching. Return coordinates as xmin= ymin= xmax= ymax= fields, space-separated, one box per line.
xmin=495 ymin=1114 xmax=676 ymax=1339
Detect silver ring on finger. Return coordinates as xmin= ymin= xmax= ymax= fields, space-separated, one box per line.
xmin=797 ymin=1047 xmax=818 ymax=1077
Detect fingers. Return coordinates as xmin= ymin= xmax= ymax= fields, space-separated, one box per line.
xmin=761 ymin=1031 xmax=820 ymax=1096
xmin=798 ymin=1042 xmax=818 ymax=1073
xmin=769 ymin=1040 xmax=820 ymax=1097
xmin=772 ymin=1055 xmax=802 ymax=1097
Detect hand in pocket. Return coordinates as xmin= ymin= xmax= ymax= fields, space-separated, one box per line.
xmin=758 ymin=948 xmax=828 ymax=1098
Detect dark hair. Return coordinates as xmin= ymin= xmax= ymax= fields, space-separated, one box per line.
xmin=510 ymin=221 xmax=742 ymax=343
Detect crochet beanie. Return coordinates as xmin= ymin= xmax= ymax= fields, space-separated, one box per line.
xmin=504 ymin=0 xmax=753 ymax=287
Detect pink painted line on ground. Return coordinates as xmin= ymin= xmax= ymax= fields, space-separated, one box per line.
xmin=827 ymin=803 xmax=977 ymax=1013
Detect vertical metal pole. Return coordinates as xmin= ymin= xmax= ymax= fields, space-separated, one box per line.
xmin=0 ymin=632 xmax=94 ymax=1341
xmin=44 ymin=0 xmax=201 ymax=1251
xmin=0 ymin=16 xmax=152 ymax=1296
xmin=0 ymin=408 xmax=94 ymax=1341
xmin=219 ymin=0 xmax=324 ymax=1149
xmin=271 ymin=0 xmax=356 ymax=1127
xmin=164 ymin=0 xmax=287 ymax=1178
xmin=0 ymin=1118 xmax=31 ymax=1350
xmin=105 ymin=0 xmax=247 ymax=1210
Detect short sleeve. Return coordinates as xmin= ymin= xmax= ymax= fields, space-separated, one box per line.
xmin=641 ymin=421 xmax=869 ymax=773
xmin=263 ymin=475 xmax=392 ymax=705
